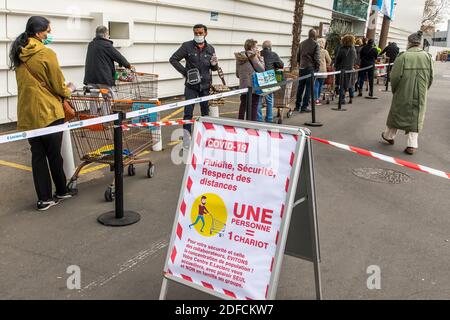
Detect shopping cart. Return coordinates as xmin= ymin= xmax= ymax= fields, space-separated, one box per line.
xmin=322 ymin=66 xmax=337 ymax=104
xmin=209 ymin=213 xmax=227 ymax=237
xmin=209 ymin=67 xmax=230 ymax=107
xmin=114 ymin=67 xmax=159 ymax=100
xmin=272 ymin=72 xmax=297 ymax=124
xmin=67 ymin=88 xmax=160 ymax=202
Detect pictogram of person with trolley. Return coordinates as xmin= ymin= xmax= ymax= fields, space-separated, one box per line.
xmin=189 ymin=196 xmax=210 ymax=233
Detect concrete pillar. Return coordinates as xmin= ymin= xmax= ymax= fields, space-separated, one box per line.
xmin=62 ymin=130 xmax=76 ymax=179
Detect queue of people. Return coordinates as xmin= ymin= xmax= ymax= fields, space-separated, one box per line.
xmin=9 ymin=15 xmax=433 ymax=212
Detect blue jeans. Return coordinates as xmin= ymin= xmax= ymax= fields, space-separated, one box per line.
xmin=314 ymin=78 xmax=325 ymax=100
xmin=257 ymin=94 xmax=274 ymax=122
xmin=339 ymin=87 xmax=355 ymax=102
xmin=296 ymin=67 xmax=314 ymax=110
xmin=190 ymin=215 xmax=205 ymax=231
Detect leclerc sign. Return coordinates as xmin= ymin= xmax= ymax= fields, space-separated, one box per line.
xmin=160 ymin=117 xmax=314 ymax=300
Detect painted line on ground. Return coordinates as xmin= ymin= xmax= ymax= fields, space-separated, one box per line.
xmin=78 ymin=239 xmax=168 ymax=296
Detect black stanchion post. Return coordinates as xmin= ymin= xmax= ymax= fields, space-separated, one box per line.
xmin=305 ymin=71 xmax=323 ymax=127
xmin=384 ymin=60 xmax=391 ymax=92
xmin=332 ymin=70 xmax=347 ymax=111
xmin=246 ymin=87 xmax=253 ymax=121
xmin=98 ymin=111 xmax=141 ymax=227
xmin=366 ymin=64 xmax=379 ymax=99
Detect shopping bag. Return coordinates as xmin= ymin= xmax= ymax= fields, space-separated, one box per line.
xmin=252 ymin=69 xmax=281 ymax=96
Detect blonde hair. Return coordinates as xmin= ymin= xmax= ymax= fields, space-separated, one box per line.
xmin=317 ymin=38 xmax=326 ymax=49
xmin=342 ymin=34 xmax=355 ymax=47
xmin=355 ymin=38 xmax=363 ymax=46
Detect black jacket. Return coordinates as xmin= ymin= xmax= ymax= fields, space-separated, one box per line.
xmin=380 ymin=43 xmax=400 ymax=63
xmin=335 ymin=46 xmax=357 ymax=71
xmin=261 ymin=48 xmax=284 ymax=70
xmin=170 ymin=40 xmax=218 ymax=91
xmin=360 ymin=44 xmax=379 ymax=67
xmin=297 ymin=38 xmax=320 ymax=71
xmin=84 ymin=36 xmax=131 ymax=87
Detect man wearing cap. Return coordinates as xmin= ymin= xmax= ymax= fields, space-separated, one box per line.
xmin=381 ymin=31 xmax=434 ymax=155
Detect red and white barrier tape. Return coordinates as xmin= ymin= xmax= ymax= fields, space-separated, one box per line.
xmin=310 ymin=136 xmax=450 ymax=180
xmin=122 ymin=119 xmax=195 ymax=130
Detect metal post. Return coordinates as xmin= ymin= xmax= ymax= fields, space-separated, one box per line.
xmin=98 ymin=111 xmax=141 ymax=227
xmin=246 ymin=87 xmax=253 ymax=121
xmin=332 ymin=70 xmax=347 ymax=111
xmin=366 ymin=64 xmax=379 ymax=99
xmin=384 ymin=59 xmax=391 ymax=92
xmin=305 ymin=72 xmax=323 ymax=127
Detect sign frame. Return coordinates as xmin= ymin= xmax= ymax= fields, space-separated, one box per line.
xmin=159 ymin=117 xmax=321 ymax=300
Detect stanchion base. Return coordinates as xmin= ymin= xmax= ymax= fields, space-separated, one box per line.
xmin=98 ymin=211 xmax=141 ymax=227
xmin=304 ymin=121 xmax=323 ymax=127
xmin=365 ymin=96 xmax=379 ymax=100
xmin=331 ymin=107 xmax=348 ymax=111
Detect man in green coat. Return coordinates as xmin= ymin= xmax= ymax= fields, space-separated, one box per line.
xmin=381 ymin=31 xmax=434 ymax=155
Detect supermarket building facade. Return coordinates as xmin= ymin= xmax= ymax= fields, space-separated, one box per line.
xmin=0 ymin=0 xmax=426 ymax=124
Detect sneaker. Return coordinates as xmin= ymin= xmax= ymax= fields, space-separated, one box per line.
xmin=37 ymin=199 xmax=59 ymax=211
xmin=315 ymin=99 xmax=322 ymax=106
xmin=404 ymin=147 xmax=417 ymax=155
xmin=381 ymin=132 xmax=395 ymax=145
xmin=301 ymin=108 xmax=312 ymax=113
xmin=55 ymin=192 xmax=74 ymax=200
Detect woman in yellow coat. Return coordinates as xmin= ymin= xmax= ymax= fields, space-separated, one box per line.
xmin=10 ymin=16 xmax=75 ymax=211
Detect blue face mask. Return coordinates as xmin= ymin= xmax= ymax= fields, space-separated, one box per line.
xmin=43 ymin=33 xmax=54 ymax=45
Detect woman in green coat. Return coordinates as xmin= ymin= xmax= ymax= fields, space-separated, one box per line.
xmin=10 ymin=16 xmax=75 ymax=211
xmin=381 ymin=31 xmax=434 ymax=155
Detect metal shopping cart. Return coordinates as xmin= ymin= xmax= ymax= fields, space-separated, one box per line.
xmin=322 ymin=66 xmax=337 ymax=104
xmin=67 ymin=88 xmax=160 ymax=202
xmin=209 ymin=67 xmax=231 ymax=108
xmin=114 ymin=67 xmax=159 ymax=100
xmin=209 ymin=213 xmax=227 ymax=237
xmin=272 ymin=71 xmax=297 ymax=124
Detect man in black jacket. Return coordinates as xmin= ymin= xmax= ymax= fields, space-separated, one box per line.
xmin=357 ymin=39 xmax=378 ymax=97
xmin=84 ymin=26 xmax=132 ymax=95
xmin=295 ymin=29 xmax=320 ymax=113
xmin=260 ymin=40 xmax=284 ymax=122
xmin=170 ymin=24 xmax=218 ymax=137
xmin=380 ymin=42 xmax=400 ymax=64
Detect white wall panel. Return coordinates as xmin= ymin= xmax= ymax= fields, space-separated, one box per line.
xmin=1 ymin=0 xmax=336 ymax=124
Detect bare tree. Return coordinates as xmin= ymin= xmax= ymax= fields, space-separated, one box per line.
xmin=290 ymin=0 xmax=306 ymax=70
xmin=422 ymin=0 xmax=450 ymax=33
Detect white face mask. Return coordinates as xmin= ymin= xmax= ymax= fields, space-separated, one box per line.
xmin=194 ymin=35 xmax=205 ymax=44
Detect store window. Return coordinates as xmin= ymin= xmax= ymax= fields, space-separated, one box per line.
xmin=333 ymin=0 xmax=370 ymax=20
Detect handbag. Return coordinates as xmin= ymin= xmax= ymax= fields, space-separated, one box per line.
xmin=246 ymin=53 xmax=281 ymax=96
xmin=23 ymin=62 xmax=75 ymax=122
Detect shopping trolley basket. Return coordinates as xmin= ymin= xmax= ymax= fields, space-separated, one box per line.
xmin=67 ymin=90 xmax=160 ymax=202
xmin=209 ymin=213 xmax=227 ymax=237
xmin=209 ymin=67 xmax=231 ymax=107
xmin=114 ymin=67 xmax=159 ymax=100
xmin=272 ymin=72 xmax=297 ymax=124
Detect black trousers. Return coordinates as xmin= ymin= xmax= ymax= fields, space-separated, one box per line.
xmin=239 ymin=93 xmax=259 ymax=121
xmin=296 ymin=67 xmax=314 ymax=110
xmin=183 ymin=86 xmax=210 ymax=133
xmin=358 ymin=68 xmax=375 ymax=95
xmin=28 ymin=119 xmax=67 ymax=201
